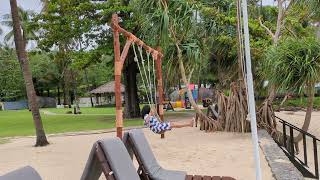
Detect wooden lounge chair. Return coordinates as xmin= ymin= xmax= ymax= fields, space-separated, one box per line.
xmin=0 ymin=166 xmax=42 ymax=180
xmin=81 ymin=137 xmax=140 ymax=180
xmin=123 ymin=129 xmax=236 ymax=180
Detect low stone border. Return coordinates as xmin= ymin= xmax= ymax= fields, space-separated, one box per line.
xmin=258 ymin=130 xmax=304 ymax=180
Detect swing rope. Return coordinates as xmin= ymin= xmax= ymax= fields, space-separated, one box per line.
xmin=146 ymin=50 xmax=155 ymax=105
xmin=133 ymin=43 xmax=151 ymax=106
xmin=132 ymin=43 xmax=160 ymax=118
xmin=139 ymin=46 xmax=154 ymax=105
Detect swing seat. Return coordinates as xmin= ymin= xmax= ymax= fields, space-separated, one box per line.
xmin=123 ymin=129 xmax=236 ymax=180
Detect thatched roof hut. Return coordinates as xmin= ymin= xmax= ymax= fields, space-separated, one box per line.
xmin=90 ymin=81 xmax=125 ymax=94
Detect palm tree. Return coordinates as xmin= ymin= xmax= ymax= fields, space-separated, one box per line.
xmin=263 ymin=37 xmax=320 ymax=143
xmin=9 ymin=0 xmax=49 ymax=146
xmin=2 ymin=7 xmax=36 ymax=47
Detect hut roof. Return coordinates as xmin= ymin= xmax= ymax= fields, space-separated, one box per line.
xmin=90 ymin=81 xmax=125 ymax=94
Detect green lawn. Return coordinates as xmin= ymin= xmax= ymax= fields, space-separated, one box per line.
xmin=0 ymin=110 xmax=142 ymax=138
xmin=274 ymin=96 xmax=320 ymax=109
xmin=43 ymin=107 xmax=116 ymax=114
xmin=0 ymin=108 xmax=195 ymax=138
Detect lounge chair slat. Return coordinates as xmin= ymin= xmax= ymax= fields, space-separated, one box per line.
xmin=81 ymin=138 xmax=140 ymax=180
xmin=81 ymin=143 xmax=104 ymax=180
xmin=0 ymin=166 xmax=42 ymax=180
xmin=98 ymin=138 xmax=140 ymax=180
xmin=96 ymin=145 xmax=115 ymax=180
xmin=127 ymin=129 xmax=187 ymax=180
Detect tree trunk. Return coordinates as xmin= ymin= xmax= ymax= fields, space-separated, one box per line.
xmin=84 ymin=69 xmax=94 ymax=107
xmin=90 ymin=94 xmax=94 ymax=107
xmin=63 ymin=68 xmax=71 ymax=108
xmin=63 ymin=80 xmax=66 ymax=105
xmin=295 ymin=82 xmax=315 ymax=142
xmin=34 ymin=78 xmax=40 ymax=95
xmin=10 ymin=0 xmax=49 ymax=146
xmin=176 ymin=44 xmax=202 ymax=114
xmin=57 ymin=86 xmax=61 ymax=105
xmin=123 ymin=51 xmax=140 ymax=118
xmin=175 ymin=44 xmax=223 ymax=132
xmin=72 ymin=71 xmax=80 ymax=113
xmin=95 ymin=94 xmax=99 ymax=105
xmin=235 ymin=0 xmax=244 ymax=81
xmin=198 ymin=80 xmax=201 ymax=103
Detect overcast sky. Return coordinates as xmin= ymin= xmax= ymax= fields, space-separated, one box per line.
xmin=0 ymin=0 xmax=42 ymax=44
xmin=0 ymin=0 xmax=276 ymax=44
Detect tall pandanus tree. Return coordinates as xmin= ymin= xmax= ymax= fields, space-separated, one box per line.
xmin=258 ymin=0 xmax=320 ymax=134
xmin=262 ymin=37 xmax=320 ymax=144
xmin=131 ymin=0 xmax=210 ymax=115
xmin=9 ymin=0 xmax=49 ymax=146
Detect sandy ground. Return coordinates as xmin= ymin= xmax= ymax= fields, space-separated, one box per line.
xmin=275 ymin=111 xmax=320 ymax=179
xmin=0 ymin=127 xmax=274 ymax=180
xmin=276 ymin=111 xmax=320 ymax=137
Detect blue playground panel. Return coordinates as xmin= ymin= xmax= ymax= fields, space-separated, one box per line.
xmin=2 ymin=100 xmax=28 ymax=110
xmin=192 ymin=89 xmax=198 ymax=101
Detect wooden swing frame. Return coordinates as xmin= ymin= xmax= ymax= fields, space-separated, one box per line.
xmin=112 ymin=14 xmax=165 ymax=139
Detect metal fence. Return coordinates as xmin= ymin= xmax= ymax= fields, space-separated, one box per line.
xmin=276 ymin=116 xmax=319 ymax=179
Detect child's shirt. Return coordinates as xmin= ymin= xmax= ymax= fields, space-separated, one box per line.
xmin=144 ymin=114 xmax=171 ymax=134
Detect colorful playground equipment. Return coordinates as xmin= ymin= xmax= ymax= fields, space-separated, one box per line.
xmin=168 ymin=84 xmax=201 ymax=109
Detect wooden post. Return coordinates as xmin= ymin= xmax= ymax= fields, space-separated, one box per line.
xmin=155 ymin=48 xmax=165 ymax=138
xmin=111 ymin=14 xmax=163 ymax=139
xmin=112 ymin=14 xmax=123 ymax=139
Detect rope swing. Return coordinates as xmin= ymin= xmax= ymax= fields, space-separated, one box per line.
xmin=132 ymin=43 xmax=159 ymax=117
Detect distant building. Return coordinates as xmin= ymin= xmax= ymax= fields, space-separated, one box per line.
xmin=89 ymin=81 xmax=125 ymax=106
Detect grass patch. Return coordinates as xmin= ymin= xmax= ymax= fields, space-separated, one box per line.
xmin=273 ymin=96 xmax=320 ymax=109
xmin=0 ymin=110 xmax=142 ymax=138
xmin=43 ymin=107 xmax=116 ymax=114
xmin=0 ymin=139 xmax=9 ymax=144
xmin=0 ymin=108 xmax=195 ymax=138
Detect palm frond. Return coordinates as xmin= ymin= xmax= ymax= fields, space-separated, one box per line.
xmin=263 ymin=37 xmax=320 ymax=93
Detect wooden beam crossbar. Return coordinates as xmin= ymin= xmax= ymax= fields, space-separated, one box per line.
xmin=111 ymin=24 xmax=163 ymax=58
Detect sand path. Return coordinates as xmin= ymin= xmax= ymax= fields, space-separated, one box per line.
xmin=276 ymin=111 xmax=320 ymax=179
xmin=0 ymin=127 xmax=273 ymax=180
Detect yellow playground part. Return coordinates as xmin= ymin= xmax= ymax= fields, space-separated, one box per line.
xmin=171 ymin=101 xmax=183 ymax=108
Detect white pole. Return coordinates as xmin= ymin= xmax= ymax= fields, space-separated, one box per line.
xmin=241 ymin=0 xmax=262 ymax=180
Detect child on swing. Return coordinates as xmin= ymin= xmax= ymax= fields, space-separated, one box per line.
xmin=141 ymin=105 xmax=194 ymax=134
